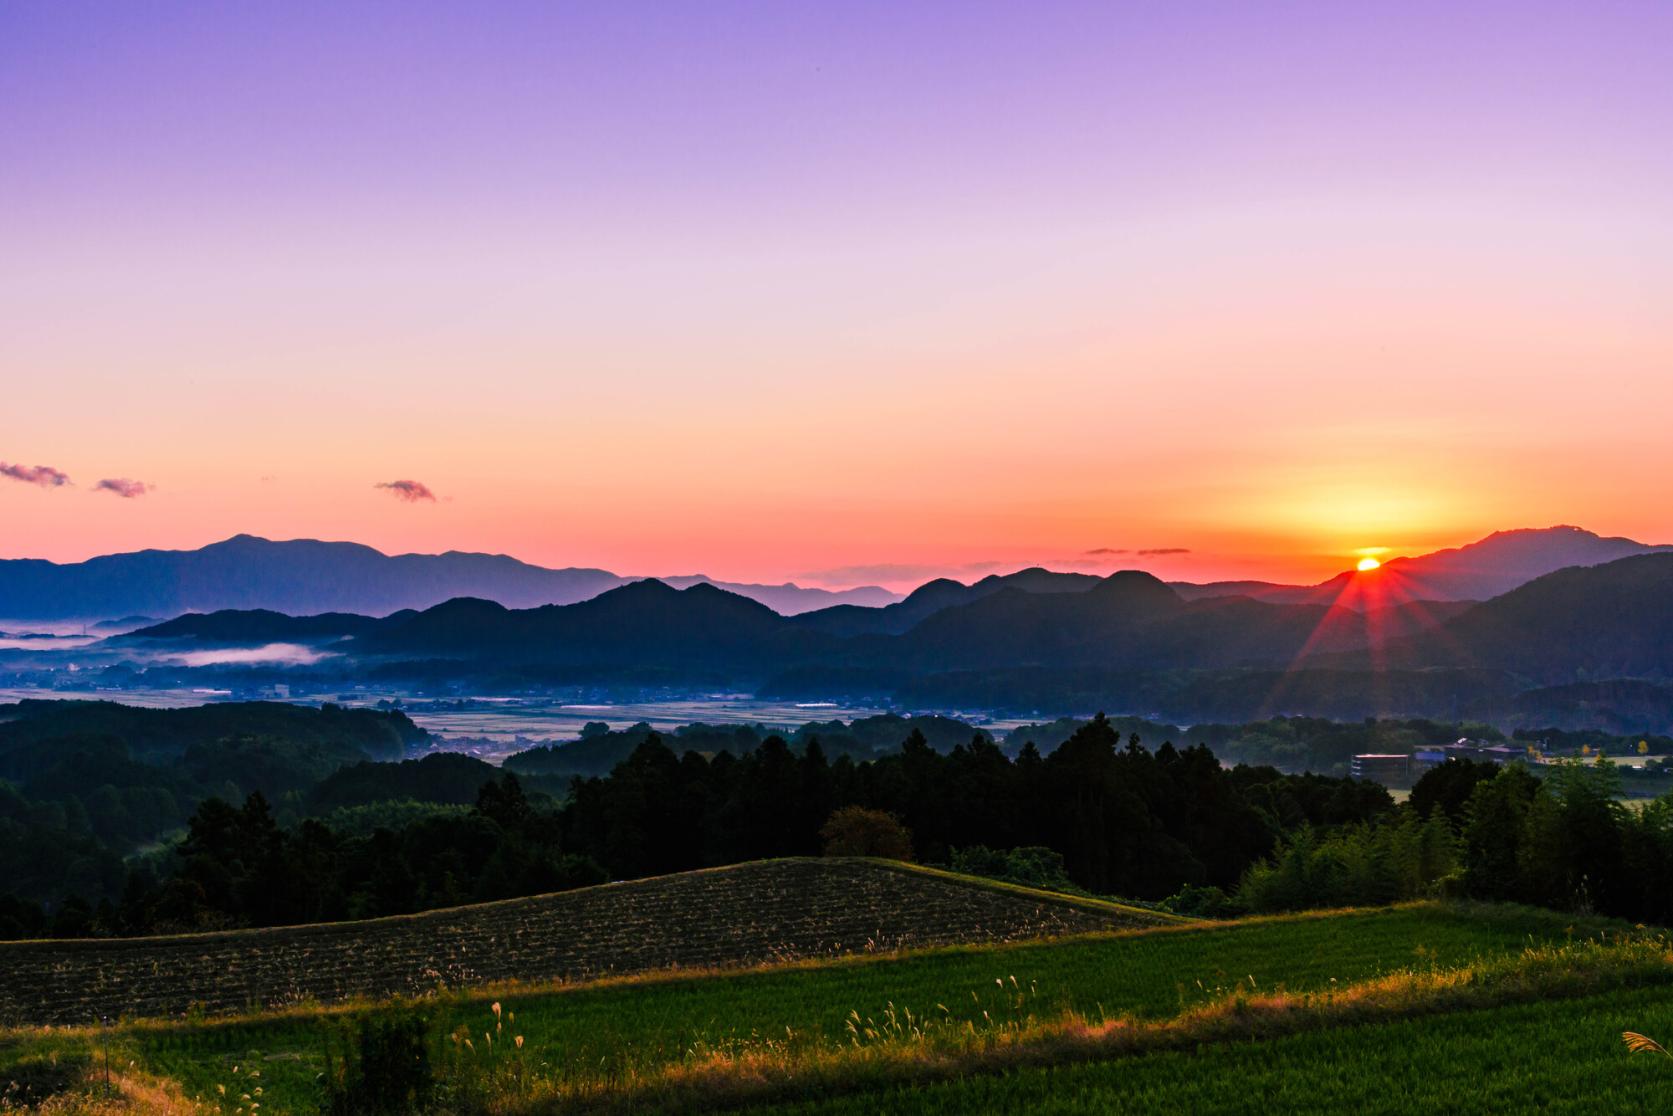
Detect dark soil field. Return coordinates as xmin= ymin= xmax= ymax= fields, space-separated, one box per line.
xmin=0 ymin=858 xmax=1166 ymax=1026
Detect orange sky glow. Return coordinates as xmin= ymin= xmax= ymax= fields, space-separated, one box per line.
xmin=3 ymin=5 xmax=1670 ymax=592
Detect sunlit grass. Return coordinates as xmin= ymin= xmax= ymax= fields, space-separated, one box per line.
xmin=494 ymin=935 xmax=1673 ymax=1113
xmin=756 ymin=984 xmax=1673 ymax=1115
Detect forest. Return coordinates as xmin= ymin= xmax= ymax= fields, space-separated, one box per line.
xmin=4 ymin=716 xmax=1387 ymax=936
xmin=6 ymin=702 xmax=1673 ymax=939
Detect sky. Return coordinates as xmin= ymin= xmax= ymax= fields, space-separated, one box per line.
xmin=3 ymin=1 xmax=1670 ymax=590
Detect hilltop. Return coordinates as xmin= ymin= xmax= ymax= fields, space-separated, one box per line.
xmin=0 ymin=858 xmax=1163 ymax=1025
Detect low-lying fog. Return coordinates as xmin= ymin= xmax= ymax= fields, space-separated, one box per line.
xmin=169 ymin=643 xmax=338 ymax=667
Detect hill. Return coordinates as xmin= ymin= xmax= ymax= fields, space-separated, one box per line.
xmin=0 ymin=698 xmax=425 ymax=779
xmin=0 ymin=858 xmax=1164 ymax=1025
xmin=792 ymin=567 xmax=1102 ymax=637
xmin=346 ymin=579 xmax=825 ymax=671
xmin=0 ymin=535 xmax=899 ymax=621
xmin=880 ymin=571 xmax=1473 ymax=673
xmin=1360 ymin=552 xmax=1673 ymax=682
xmin=339 ymin=569 xmax=1464 ymax=680
xmin=121 ymin=608 xmax=394 ymax=644
xmin=659 ymin=575 xmax=900 ymax=613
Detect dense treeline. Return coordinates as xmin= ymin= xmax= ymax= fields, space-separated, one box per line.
xmin=558 ymin=716 xmax=1391 ymax=896
xmin=505 ymin=711 xmax=1671 ymax=789
xmin=0 ymin=778 xmax=603 ymax=938
xmin=504 ymin=714 xmax=993 ymax=779
xmin=0 ymin=702 xmax=556 ymax=910
xmin=1234 ymin=757 xmax=1673 ymax=926
xmin=15 ymin=701 xmax=1673 ymax=941
xmin=9 ymin=697 xmax=1658 ymax=914
xmin=2 ymin=715 xmax=1391 ymax=937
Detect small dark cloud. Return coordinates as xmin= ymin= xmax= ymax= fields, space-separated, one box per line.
xmin=1083 ymin=547 xmax=1129 ymax=556
xmin=1137 ymin=547 xmax=1191 ymax=556
xmin=94 ymin=477 xmax=151 ymax=498
xmin=375 ymin=479 xmax=437 ymax=503
xmin=1 ymin=462 xmax=71 ymax=488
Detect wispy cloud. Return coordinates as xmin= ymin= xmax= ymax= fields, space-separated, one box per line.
xmin=94 ymin=477 xmax=151 ymax=498
xmin=0 ymin=462 xmax=70 ymax=487
xmin=1083 ymin=546 xmax=1191 ymax=557
xmin=375 ymin=479 xmax=436 ymax=503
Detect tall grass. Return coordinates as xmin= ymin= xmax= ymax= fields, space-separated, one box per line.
xmin=497 ymin=937 xmax=1673 ymax=1114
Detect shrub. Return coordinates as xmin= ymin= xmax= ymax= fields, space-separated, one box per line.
xmin=320 ymin=1004 xmax=434 ymax=1115
xmin=1237 ymin=812 xmax=1459 ymax=913
xmin=949 ymin=845 xmax=1074 ymax=891
xmin=820 ymin=807 xmax=914 ymax=861
xmin=1 ymin=1051 xmax=91 ymax=1107
xmin=1161 ymin=883 xmax=1243 ymax=919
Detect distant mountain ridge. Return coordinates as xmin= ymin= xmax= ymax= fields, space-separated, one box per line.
xmin=127 ymin=552 xmax=1673 ymax=690
xmin=1174 ymin=526 xmax=1669 ymax=607
xmin=0 ymin=535 xmax=901 ymax=620
xmin=1346 ymin=552 xmax=1673 ymax=682
xmin=90 ymin=547 xmax=1673 ymax=732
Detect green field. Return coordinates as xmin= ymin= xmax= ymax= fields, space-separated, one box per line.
xmin=755 ymin=986 xmax=1673 ymax=1115
xmin=2 ymin=901 xmax=1621 ymax=1114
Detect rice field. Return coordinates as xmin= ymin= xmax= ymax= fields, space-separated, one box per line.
xmin=2 ymin=900 xmax=1621 ymax=1114
xmin=752 ymin=985 xmax=1673 ymax=1115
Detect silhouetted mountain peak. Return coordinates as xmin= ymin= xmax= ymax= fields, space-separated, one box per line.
xmin=605 ymin=578 xmax=679 ymax=599
xmin=1093 ymin=569 xmax=1180 ymax=602
xmin=900 ymin=578 xmax=967 ymax=604
xmin=418 ymin=597 xmax=511 ymax=620
xmin=976 ymin=568 xmax=1103 ymax=594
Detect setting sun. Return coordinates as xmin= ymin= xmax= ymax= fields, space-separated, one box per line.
xmin=1357 ymin=557 xmax=1382 ymax=572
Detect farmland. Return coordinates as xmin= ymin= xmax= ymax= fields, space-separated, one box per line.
xmin=752 ymin=986 xmax=1673 ymax=1115
xmin=0 ymin=897 xmax=1630 ymax=1114
xmin=0 ymin=859 xmax=1163 ymax=1026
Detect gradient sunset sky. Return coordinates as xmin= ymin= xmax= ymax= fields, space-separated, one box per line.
xmin=3 ymin=1 xmax=1669 ymax=589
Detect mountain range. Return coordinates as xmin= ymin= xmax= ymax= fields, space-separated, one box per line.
xmin=108 ymin=531 xmax=1672 ymax=680
xmin=12 ymin=524 xmax=1673 ymax=726
xmin=58 ymin=525 xmax=1673 ymax=730
xmin=0 ymin=535 xmax=900 ymax=620
xmin=7 ymin=526 xmax=1659 ymax=626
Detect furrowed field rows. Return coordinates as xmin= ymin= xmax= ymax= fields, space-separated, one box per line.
xmin=0 ymin=859 xmax=1161 ymax=1025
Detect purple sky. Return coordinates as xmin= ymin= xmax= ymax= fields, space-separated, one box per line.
xmin=3 ymin=2 xmax=1670 ymax=585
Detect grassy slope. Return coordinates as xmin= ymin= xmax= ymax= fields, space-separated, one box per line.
xmin=69 ymin=902 xmax=1606 ymax=1114
xmin=756 ymin=987 xmax=1673 ymax=1115
xmin=868 ymin=860 xmax=1181 ymax=922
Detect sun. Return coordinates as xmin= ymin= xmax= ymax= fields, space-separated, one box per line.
xmin=1356 ymin=556 xmax=1382 ymax=572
